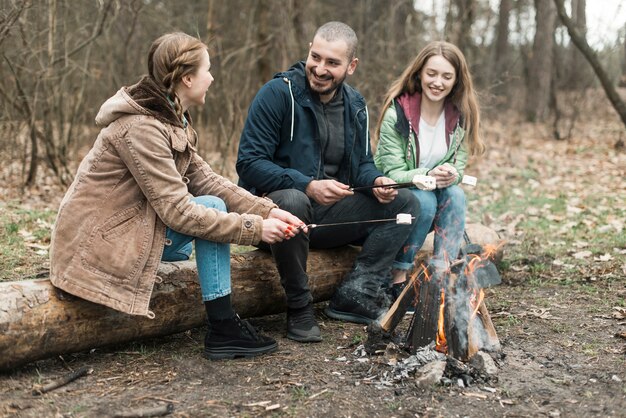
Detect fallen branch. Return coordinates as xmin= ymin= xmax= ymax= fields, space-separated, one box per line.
xmin=113 ymin=403 xmax=174 ymax=418
xmin=32 ymin=365 xmax=93 ymax=395
xmin=308 ymin=388 xmax=330 ymax=399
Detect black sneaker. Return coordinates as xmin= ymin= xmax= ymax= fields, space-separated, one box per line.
xmin=324 ymin=292 xmax=386 ymax=325
xmin=287 ymin=304 xmax=322 ymax=343
xmin=204 ymin=314 xmax=277 ymax=360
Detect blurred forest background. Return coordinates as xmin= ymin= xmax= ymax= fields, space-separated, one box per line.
xmin=0 ymin=0 xmax=625 ymax=188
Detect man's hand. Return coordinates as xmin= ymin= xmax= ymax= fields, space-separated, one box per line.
xmin=372 ymin=176 xmax=398 ymax=204
xmin=428 ymin=163 xmax=458 ymax=189
xmin=305 ymin=179 xmax=353 ymax=205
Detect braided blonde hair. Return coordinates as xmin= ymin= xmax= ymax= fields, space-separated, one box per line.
xmin=148 ymin=32 xmax=208 ymax=123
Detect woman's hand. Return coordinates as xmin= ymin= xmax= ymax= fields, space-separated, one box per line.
xmin=428 ymin=163 xmax=458 ymax=188
xmin=261 ymin=208 xmax=307 ymax=243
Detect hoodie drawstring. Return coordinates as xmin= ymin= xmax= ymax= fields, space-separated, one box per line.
xmin=287 ymin=78 xmax=295 ymax=142
xmin=365 ymin=105 xmax=370 ymax=155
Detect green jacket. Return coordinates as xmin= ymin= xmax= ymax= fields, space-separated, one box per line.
xmin=374 ymin=96 xmax=468 ymax=185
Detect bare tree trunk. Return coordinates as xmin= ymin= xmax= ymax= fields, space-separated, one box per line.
xmin=525 ymin=0 xmax=557 ymax=122
xmin=457 ymin=0 xmax=475 ymax=55
xmin=255 ymin=0 xmax=272 ymax=84
xmin=492 ymin=0 xmax=513 ymax=93
xmin=564 ymin=0 xmax=588 ymax=89
xmin=621 ymin=23 xmax=626 ymax=87
xmin=554 ymin=0 xmax=626 ymax=127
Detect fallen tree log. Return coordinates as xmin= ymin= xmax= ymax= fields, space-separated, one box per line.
xmin=0 ymin=223 xmax=501 ymax=371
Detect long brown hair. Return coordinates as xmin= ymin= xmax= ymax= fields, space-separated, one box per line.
xmin=147 ymin=32 xmax=208 ymax=123
xmin=375 ymin=41 xmax=484 ymax=156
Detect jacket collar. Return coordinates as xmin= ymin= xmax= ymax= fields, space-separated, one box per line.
xmin=396 ymin=91 xmax=460 ymax=142
xmin=275 ymin=61 xmax=366 ymax=112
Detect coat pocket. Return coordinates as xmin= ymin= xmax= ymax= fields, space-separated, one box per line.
xmin=81 ymin=202 xmax=151 ymax=282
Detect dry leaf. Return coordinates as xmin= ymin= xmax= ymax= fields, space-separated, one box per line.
xmin=594 ymin=253 xmax=613 ymax=262
xmin=572 ymin=250 xmax=592 ymax=259
xmin=611 ymin=307 xmax=626 ymax=319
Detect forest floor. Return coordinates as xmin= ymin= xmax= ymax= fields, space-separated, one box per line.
xmin=0 ymin=92 xmax=625 ymax=417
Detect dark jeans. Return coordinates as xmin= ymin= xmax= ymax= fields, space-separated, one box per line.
xmin=259 ymin=188 xmax=420 ymax=309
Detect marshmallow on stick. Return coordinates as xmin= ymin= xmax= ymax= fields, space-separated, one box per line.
xmin=396 ymin=213 xmax=413 ymax=224
xmin=412 ymin=174 xmax=436 ymax=191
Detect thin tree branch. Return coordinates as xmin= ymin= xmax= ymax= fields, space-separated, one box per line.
xmin=553 ymin=0 xmax=626 ymax=127
xmin=51 ymin=0 xmax=114 ymax=66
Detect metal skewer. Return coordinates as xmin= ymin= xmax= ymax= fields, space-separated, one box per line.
xmin=350 ymin=174 xmax=477 ymax=192
xmin=298 ymin=216 xmax=415 ymax=230
xmin=349 ymin=182 xmax=414 ymax=192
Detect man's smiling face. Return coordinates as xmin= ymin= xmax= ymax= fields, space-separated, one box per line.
xmin=305 ymin=35 xmax=357 ymax=103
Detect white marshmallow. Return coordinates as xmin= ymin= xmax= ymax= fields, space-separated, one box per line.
xmin=461 ymin=175 xmax=477 ymax=187
xmin=412 ymin=174 xmax=436 ymax=191
xmin=396 ymin=213 xmax=413 ymax=225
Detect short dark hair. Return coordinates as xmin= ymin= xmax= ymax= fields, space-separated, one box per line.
xmin=314 ymin=21 xmax=358 ymax=60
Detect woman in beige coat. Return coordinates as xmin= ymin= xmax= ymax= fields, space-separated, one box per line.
xmin=50 ymin=32 xmax=304 ymax=360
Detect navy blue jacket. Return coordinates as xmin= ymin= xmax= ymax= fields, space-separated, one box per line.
xmin=236 ymin=61 xmax=382 ymax=196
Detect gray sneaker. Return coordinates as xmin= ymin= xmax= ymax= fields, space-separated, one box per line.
xmin=287 ymin=304 xmax=322 ymax=343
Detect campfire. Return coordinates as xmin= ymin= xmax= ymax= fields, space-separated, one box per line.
xmin=367 ymin=243 xmax=503 ymax=385
xmin=405 ymin=251 xmax=501 ymax=361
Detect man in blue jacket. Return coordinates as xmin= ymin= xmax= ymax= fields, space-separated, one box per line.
xmin=237 ymin=22 xmax=419 ymax=342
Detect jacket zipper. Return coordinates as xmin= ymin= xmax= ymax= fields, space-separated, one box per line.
xmin=347 ymin=106 xmax=365 ymax=182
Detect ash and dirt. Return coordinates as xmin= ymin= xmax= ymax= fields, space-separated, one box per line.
xmin=1 ymin=278 xmax=624 ymax=417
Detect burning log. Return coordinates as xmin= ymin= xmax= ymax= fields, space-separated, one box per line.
xmin=403 ymin=265 xmax=442 ymax=348
xmin=407 ymin=259 xmax=502 ymax=362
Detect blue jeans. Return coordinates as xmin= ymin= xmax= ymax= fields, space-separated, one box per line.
xmin=393 ymin=185 xmax=466 ymax=270
xmin=161 ymin=195 xmax=231 ymax=302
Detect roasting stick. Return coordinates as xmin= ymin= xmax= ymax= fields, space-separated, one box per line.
xmin=349 ymin=182 xmax=414 ymax=191
xmin=297 ymin=213 xmax=414 ymax=230
xmin=349 ymin=175 xmax=433 ymax=191
xmin=350 ymin=174 xmax=476 ymax=192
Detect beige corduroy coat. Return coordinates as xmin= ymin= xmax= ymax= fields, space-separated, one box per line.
xmin=50 ymin=77 xmax=276 ymax=317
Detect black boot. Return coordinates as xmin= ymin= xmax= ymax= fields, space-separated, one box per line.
xmin=324 ymin=270 xmax=390 ymax=325
xmin=287 ymin=304 xmax=322 ymax=343
xmin=204 ymin=314 xmax=277 ymax=360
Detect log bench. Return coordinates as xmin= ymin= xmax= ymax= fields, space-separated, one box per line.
xmin=0 ymin=224 xmax=500 ymax=371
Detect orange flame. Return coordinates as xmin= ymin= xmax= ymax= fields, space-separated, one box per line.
xmin=482 ymin=243 xmax=498 ymax=260
xmin=421 ymin=263 xmax=431 ymax=282
xmin=470 ymin=289 xmax=485 ymax=318
xmin=464 ymin=254 xmax=481 ymax=276
xmin=435 ymin=288 xmax=448 ymax=353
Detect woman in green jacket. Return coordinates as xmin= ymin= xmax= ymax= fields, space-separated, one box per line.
xmin=373 ymin=41 xmax=485 ymax=294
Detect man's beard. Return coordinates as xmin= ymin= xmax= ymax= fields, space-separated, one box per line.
xmin=307 ymin=69 xmax=348 ymax=97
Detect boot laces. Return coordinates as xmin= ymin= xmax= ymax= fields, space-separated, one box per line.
xmin=235 ymin=314 xmax=260 ymax=339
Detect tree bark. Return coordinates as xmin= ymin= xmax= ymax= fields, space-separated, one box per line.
xmin=564 ymin=0 xmax=587 ymax=89
xmin=0 ymin=224 xmax=500 ymax=371
xmin=492 ymin=0 xmax=513 ymax=92
xmin=445 ymin=0 xmax=476 ymax=55
xmin=622 ymin=22 xmax=626 ymax=87
xmin=526 ymin=0 xmax=557 ymax=122
xmin=554 ymin=0 xmax=626 ymax=127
